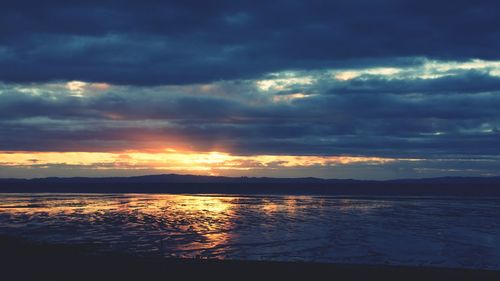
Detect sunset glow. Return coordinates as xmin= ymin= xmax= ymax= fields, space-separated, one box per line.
xmin=0 ymin=150 xmax=400 ymax=176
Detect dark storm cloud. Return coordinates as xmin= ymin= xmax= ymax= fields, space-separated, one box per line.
xmin=329 ymin=71 xmax=500 ymax=95
xmin=1 ymin=0 xmax=500 ymax=84
xmin=1 ymin=72 xmax=500 ymax=159
xmin=3 ymin=70 xmax=500 ymax=122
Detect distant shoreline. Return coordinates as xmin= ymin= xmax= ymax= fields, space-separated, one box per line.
xmin=2 ymin=182 xmax=500 ymax=197
xmin=1 ymin=174 xmax=499 ymax=196
xmin=1 ymin=235 xmax=498 ymax=281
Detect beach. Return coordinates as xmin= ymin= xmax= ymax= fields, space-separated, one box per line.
xmin=1 ymin=235 xmax=499 ymax=281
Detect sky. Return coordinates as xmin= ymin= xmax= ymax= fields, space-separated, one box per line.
xmin=1 ymin=0 xmax=500 ymax=179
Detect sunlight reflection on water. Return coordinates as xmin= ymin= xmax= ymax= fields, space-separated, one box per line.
xmin=0 ymin=193 xmax=499 ymax=269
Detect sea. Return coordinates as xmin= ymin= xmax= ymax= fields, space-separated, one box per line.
xmin=0 ymin=193 xmax=498 ymax=270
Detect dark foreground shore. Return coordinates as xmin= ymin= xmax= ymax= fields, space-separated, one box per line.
xmin=0 ymin=236 xmax=498 ymax=281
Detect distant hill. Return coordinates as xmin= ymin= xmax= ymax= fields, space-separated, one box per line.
xmin=0 ymin=174 xmax=499 ymax=197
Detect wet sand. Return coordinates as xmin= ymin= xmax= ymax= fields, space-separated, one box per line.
xmin=1 ymin=235 xmax=498 ymax=281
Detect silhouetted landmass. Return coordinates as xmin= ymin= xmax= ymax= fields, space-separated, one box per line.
xmin=0 ymin=174 xmax=499 ymax=196
xmin=1 ymin=235 xmax=498 ymax=281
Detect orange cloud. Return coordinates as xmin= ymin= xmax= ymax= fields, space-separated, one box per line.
xmin=0 ymin=150 xmax=410 ymax=176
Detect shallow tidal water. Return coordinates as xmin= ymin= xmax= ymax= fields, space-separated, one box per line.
xmin=0 ymin=193 xmax=499 ymax=270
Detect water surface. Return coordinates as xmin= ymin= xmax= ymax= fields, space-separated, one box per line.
xmin=0 ymin=193 xmax=499 ymax=269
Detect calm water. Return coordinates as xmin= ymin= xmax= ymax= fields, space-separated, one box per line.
xmin=0 ymin=193 xmax=499 ymax=269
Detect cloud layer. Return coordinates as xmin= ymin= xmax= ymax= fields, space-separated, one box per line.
xmin=1 ymin=1 xmax=500 ymax=178
xmin=2 ymin=1 xmax=500 ymax=84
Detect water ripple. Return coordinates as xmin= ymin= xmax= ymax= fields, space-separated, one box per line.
xmin=0 ymin=193 xmax=499 ymax=269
